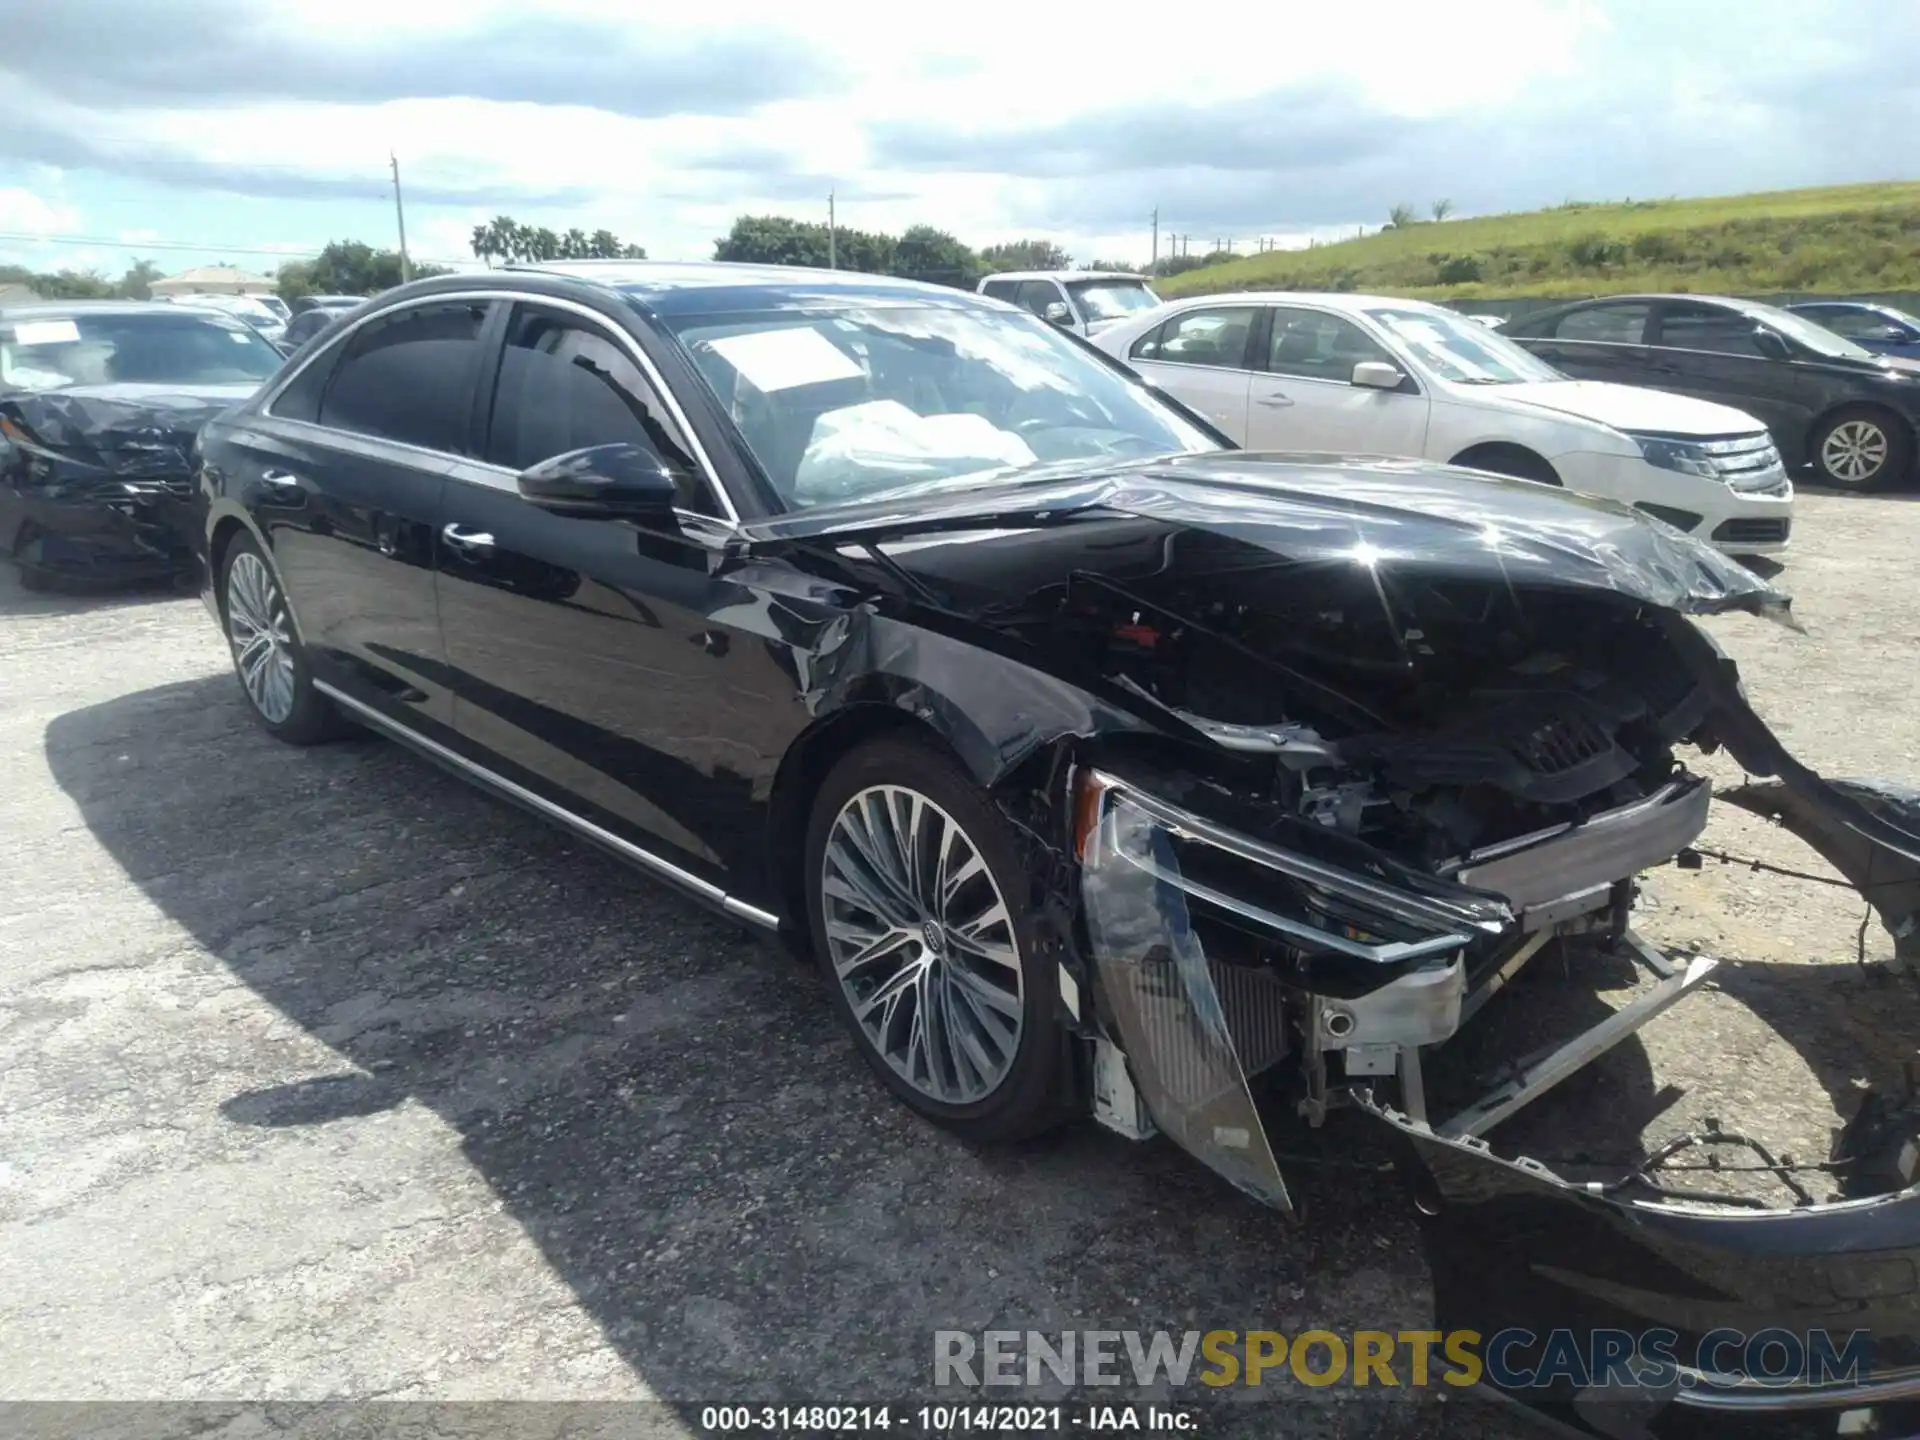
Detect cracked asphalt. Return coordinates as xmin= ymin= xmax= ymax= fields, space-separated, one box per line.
xmin=3 ymin=489 xmax=1917 ymax=1439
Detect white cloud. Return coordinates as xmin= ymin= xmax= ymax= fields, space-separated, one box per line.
xmin=0 ymin=185 xmax=80 ymax=236
xmin=1 ymin=0 xmax=1916 ymax=272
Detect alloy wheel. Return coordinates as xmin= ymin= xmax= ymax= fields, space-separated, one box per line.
xmin=820 ymin=784 xmax=1025 ymax=1105
xmin=1821 ymin=419 xmax=1889 ymax=484
xmin=226 ymin=551 xmax=298 ymax=724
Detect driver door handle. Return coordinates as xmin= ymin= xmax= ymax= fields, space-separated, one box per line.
xmin=1258 ymin=390 xmax=1294 ymax=408
xmin=441 ymin=523 xmax=496 ymax=553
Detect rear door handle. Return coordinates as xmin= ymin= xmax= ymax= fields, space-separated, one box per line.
xmin=1257 ymin=391 xmax=1294 ymax=408
xmin=441 ymin=523 xmax=496 ymax=553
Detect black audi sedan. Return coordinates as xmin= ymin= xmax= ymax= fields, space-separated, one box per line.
xmin=1 ymin=301 xmax=285 ymax=589
xmin=191 ymin=262 xmax=1920 ymax=1434
xmin=1503 ymin=293 xmax=1920 ymax=490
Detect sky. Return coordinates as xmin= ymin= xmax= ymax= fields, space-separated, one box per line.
xmin=1 ymin=0 xmax=1916 ymax=284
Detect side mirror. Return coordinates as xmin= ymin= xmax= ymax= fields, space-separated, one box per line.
xmin=1351 ymin=360 xmax=1406 ymax=390
xmin=1753 ymin=328 xmax=1792 ymax=360
xmin=1876 ymin=325 xmax=1917 ymax=344
xmin=516 ymin=442 xmax=681 ymax=523
xmin=1042 ymin=300 xmax=1075 ymax=327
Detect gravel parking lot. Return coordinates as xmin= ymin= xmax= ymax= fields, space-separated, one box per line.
xmin=2 ymin=490 xmax=1916 ymax=1439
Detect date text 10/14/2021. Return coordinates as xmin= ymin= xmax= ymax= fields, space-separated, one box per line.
xmin=699 ymin=1406 xmax=1197 ymax=1433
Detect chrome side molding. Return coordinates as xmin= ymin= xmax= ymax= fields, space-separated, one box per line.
xmin=312 ymin=680 xmax=782 ymax=930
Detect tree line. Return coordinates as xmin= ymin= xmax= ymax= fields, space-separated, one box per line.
xmin=1 ymin=258 xmax=166 ymax=301
xmin=2 ymin=213 xmax=1151 ymax=311
xmin=710 ymin=217 xmax=1145 ymax=286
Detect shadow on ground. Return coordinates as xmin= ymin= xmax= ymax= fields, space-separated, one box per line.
xmin=43 ymin=674 xmax=1528 ymax=1438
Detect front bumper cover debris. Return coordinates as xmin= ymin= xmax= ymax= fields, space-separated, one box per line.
xmin=1077 ymin=765 xmax=1920 ymax=1435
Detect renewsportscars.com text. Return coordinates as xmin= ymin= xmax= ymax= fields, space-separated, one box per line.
xmin=933 ymin=1328 xmax=1873 ymax=1391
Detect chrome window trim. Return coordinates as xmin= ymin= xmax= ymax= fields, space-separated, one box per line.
xmin=253 ymin=413 xmax=459 ymax=476
xmin=1129 ymin=302 xmax=1264 ymax=370
xmin=313 ymin=679 xmax=779 ymax=929
xmin=257 ymin=287 xmax=739 ymax=523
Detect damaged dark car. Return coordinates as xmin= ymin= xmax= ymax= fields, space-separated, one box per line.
xmin=1 ymin=301 xmax=284 ymax=590
xmin=191 ymin=266 xmax=1920 ymax=1438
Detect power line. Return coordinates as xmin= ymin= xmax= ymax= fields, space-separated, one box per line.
xmin=0 ymin=230 xmax=323 ymax=257
xmin=0 ymin=230 xmax=470 ymax=267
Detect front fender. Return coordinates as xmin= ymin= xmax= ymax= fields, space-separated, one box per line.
xmin=798 ymin=606 xmax=1155 ymax=790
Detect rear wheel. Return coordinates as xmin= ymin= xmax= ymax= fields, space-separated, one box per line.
xmin=804 ymin=736 xmax=1067 ymax=1143
xmin=1811 ymin=408 xmax=1911 ymax=491
xmin=220 ymin=534 xmax=350 ymax=745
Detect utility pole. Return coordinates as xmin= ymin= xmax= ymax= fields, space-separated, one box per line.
xmin=828 ymin=190 xmax=837 ymax=270
xmin=390 ymin=152 xmax=412 ymax=282
xmin=1150 ymin=206 xmax=1159 ymax=272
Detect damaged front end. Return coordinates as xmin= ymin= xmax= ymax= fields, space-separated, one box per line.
xmin=766 ymin=455 xmax=1920 ymax=1433
xmin=974 ymin=472 xmax=1920 ymax=1436
xmin=0 ymin=385 xmax=237 ymax=588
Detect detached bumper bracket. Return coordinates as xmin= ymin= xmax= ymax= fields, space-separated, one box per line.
xmin=1437 ymin=935 xmax=1717 ymax=1140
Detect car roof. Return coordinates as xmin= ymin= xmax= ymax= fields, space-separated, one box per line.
xmin=1152 ymin=291 xmax=1454 ymax=313
xmin=495 ymin=259 xmax=1012 ymax=319
xmin=1544 ymin=293 xmax=1749 ymax=308
xmin=983 ymin=270 xmax=1149 ymax=283
xmin=0 ymin=300 xmax=225 ymax=321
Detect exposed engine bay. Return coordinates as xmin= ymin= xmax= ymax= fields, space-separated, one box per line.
xmin=1034 ymin=553 xmax=1920 ymax=1229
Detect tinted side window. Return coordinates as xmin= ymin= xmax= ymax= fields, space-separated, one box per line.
xmin=1808 ymin=307 xmax=1901 ymax=342
xmin=1265 ymin=307 xmax=1392 ymax=382
xmin=1657 ymin=304 xmax=1765 ymax=357
xmin=1013 ymin=280 xmax=1063 ymax=317
xmin=1129 ymin=318 xmax=1172 ymax=361
xmin=1130 ymin=307 xmax=1257 ymax=370
xmin=484 ymin=305 xmax=714 ymax=516
xmin=1552 ymin=304 xmax=1650 ymax=344
xmin=980 ymin=279 xmax=1020 ymax=304
xmin=318 ymin=300 xmax=489 ymax=452
xmin=270 ymin=343 xmax=337 ymax=423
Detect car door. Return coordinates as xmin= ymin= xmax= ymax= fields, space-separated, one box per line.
xmin=1646 ymin=300 xmax=1812 ymax=444
xmin=247 ymin=295 xmax=493 ymax=732
xmin=433 ymin=299 xmax=781 ymax=887
xmin=1250 ymin=304 xmax=1430 ymax=455
xmin=1122 ymin=305 xmax=1260 ymax=442
xmin=1517 ymin=301 xmax=1656 ymax=385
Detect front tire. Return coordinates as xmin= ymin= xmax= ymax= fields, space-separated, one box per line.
xmin=1451 ymin=445 xmax=1561 ymax=486
xmin=1811 ymin=407 xmax=1911 ymax=491
xmin=804 ymin=735 xmax=1067 ymax=1143
xmin=219 ymin=534 xmax=349 ymax=745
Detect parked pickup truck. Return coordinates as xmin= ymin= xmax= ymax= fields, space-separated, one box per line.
xmin=976 ymin=270 xmax=1159 ymax=338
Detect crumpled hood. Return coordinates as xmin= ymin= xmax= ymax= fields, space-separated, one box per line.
xmin=0 ymin=382 xmax=256 ymax=488
xmin=747 ymin=450 xmax=1790 ymax=624
xmin=1477 ymin=379 xmax=1768 ymax=437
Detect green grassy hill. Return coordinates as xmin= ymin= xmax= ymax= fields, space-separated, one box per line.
xmin=1155 ymin=181 xmax=1920 ymax=301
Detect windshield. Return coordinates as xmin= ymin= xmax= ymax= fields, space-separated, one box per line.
xmin=662 ymin=302 xmax=1213 ymax=509
xmin=1365 ymin=305 xmax=1564 ymax=384
xmin=0 ymin=312 xmax=285 ymax=391
xmin=1066 ymin=279 xmax=1159 ymax=321
xmin=1732 ymin=299 xmax=1876 ymax=362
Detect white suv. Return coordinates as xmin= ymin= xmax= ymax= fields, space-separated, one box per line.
xmin=1091 ymin=292 xmax=1794 ymax=555
xmin=977 ymin=271 xmax=1160 ymax=339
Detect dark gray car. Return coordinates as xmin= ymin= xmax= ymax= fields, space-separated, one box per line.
xmin=1504 ymin=294 xmax=1920 ymax=491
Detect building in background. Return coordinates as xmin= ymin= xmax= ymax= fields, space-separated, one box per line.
xmin=149 ymin=264 xmax=276 ymax=298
